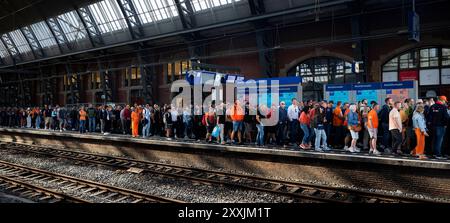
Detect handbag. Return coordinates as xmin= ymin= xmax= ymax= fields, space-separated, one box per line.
xmin=211 ymin=126 xmax=221 ymax=138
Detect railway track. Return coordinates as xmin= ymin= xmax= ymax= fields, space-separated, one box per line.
xmin=1 ymin=142 xmax=437 ymax=203
xmin=0 ymin=158 xmax=183 ymax=203
xmin=0 ymin=175 xmax=90 ymax=203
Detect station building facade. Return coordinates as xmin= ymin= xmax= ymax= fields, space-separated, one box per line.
xmin=0 ymin=0 xmax=448 ymax=106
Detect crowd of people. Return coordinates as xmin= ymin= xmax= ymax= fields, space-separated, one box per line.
xmin=1 ymin=95 xmax=449 ymax=159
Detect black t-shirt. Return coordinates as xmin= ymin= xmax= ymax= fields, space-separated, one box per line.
xmin=217 ymin=108 xmax=225 ymax=124
xmin=256 ymin=110 xmax=266 ymax=125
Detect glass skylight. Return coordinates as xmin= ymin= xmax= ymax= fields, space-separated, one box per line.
xmin=88 ymin=0 xmax=128 ymax=34
xmin=30 ymin=21 xmax=58 ymax=48
xmin=57 ymin=11 xmax=88 ymax=42
xmin=8 ymin=30 xmax=32 ymax=54
xmin=131 ymin=0 xmax=179 ymax=24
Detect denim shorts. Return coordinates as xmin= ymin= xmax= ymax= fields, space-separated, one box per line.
xmin=232 ymin=121 xmax=243 ymax=132
xmin=350 ymin=130 xmax=359 ymax=139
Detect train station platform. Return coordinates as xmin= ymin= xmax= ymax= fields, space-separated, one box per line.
xmin=1 ymin=127 xmax=450 ymax=199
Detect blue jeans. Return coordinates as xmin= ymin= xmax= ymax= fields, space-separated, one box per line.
xmin=79 ymin=120 xmax=86 ymax=133
xmin=36 ymin=117 xmax=41 ymax=129
xmin=184 ymin=120 xmax=192 ymax=138
xmin=300 ymin=124 xmax=310 ymax=145
xmin=314 ymin=128 xmax=327 ymax=149
xmin=142 ymin=119 xmax=151 ymax=137
xmin=89 ymin=117 xmax=96 ymax=132
xmin=433 ymin=126 xmax=446 ymax=157
xmin=289 ymin=120 xmax=299 ymax=144
xmin=256 ymin=124 xmax=264 ymax=146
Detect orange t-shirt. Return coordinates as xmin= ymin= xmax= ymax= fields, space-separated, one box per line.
xmin=79 ymin=110 xmax=87 ymax=121
xmin=367 ymin=109 xmax=378 ymax=129
xmin=333 ymin=107 xmax=344 ymax=126
xmin=230 ymin=104 xmax=244 ymax=121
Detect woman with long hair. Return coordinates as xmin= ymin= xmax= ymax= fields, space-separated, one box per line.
xmin=299 ymin=106 xmax=311 ymax=149
xmin=412 ymin=105 xmax=428 ymax=159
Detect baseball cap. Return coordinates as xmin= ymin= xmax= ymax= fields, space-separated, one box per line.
xmin=438 ymin=96 xmax=447 ymax=102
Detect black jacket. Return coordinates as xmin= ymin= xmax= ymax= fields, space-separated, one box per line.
xmin=427 ymin=103 xmax=450 ymax=127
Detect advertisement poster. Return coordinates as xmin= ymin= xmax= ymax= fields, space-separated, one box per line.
xmin=419 ymin=69 xmax=439 ymax=85
xmin=329 ymin=91 xmax=349 ymax=104
xmin=386 ymin=89 xmax=409 ymax=102
xmin=382 ymin=71 xmax=398 ymax=82
xmin=441 ymin=68 xmax=450 ymax=84
xmin=356 ymin=90 xmax=378 ymax=104
xmin=399 ymin=70 xmax=418 ymax=81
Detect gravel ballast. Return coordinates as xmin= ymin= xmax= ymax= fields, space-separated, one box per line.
xmin=0 ymin=149 xmax=301 ymax=203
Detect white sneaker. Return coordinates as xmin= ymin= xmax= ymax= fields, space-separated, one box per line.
xmin=354 ymin=147 xmax=361 ymax=152
xmin=315 ymin=148 xmax=323 ymax=152
xmin=343 ymin=146 xmax=349 ymax=151
xmin=60 ymin=130 xmax=62 ymax=132
xmin=373 ymin=149 xmax=381 ymax=155
xmin=349 ymin=147 xmax=356 ymax=153
xmin=369 ymin=149 xmax=374 ymax=154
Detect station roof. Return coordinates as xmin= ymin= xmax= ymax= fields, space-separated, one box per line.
xmin=0 ymin=0 xmax=441 ymax=69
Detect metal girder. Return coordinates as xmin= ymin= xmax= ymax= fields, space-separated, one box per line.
xmin=116 ymin=0 xmax=144 ymax=40
xmin=65 ymin=64 xmax=80 ymax=105
xmin=45 ymin=17 xmax=71 ymax=51
xmin=1 ymin=0 xmax=353 ymax=68
xmin=174 ymin=0 xmax=204 ymax=59
xmin=75 ymin=6 xmax=104 ymax=47
xmin=137 ymin=52 xmax=154 ymax=104
xmin=40 ymin=69 xmax=56 ymax=106
xmin=17 ymin=73 xmax=32 ymax=106
xmin=248 ymin=0 xmax=266 ymax=15
xmin=350 ymin=0 xmax=367 ymax=82
xmin=20 ymin=26 xmax=46 ymax=59
xmin=97 ymin=59 xmax=113 ymax=103
xmin=174 ymin=0 xmax=197 ymax=29
xmin=248 ymin=0 xmax=274 ymax=77
xmin=1 ymin=33 xmax=23 ymax=64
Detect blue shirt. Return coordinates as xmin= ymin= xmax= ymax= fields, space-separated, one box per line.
xmin=348 ymin=111 xmax=359 ymax=127
xmin=412 ymin=112 xmax=427 ymax=132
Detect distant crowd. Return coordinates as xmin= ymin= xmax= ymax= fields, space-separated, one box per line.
xmin=0 ymin=95 xmax=449 ymax=159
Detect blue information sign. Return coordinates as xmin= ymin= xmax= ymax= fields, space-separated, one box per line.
xmin=329 ymin=91 xmax=349 ymax=104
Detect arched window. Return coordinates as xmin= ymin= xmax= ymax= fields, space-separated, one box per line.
xmin=287 ymin=56 xmax=358 ymax=100
xmin=382 ymin=46 xmax=450 ymax=97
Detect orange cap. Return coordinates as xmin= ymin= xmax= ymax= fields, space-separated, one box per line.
xmin=438 ymin=95 xmax=447 ymax=102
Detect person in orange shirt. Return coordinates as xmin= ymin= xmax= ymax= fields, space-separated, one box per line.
xmin=332 ymin=101 xmax=344 ymax=147
xmin=367 ymin=103 xmax=381 ymax=155
xmin=79 ymin=106 xmax=87 ymax=134
xmin=230 ymin=99 xmax=244 ymax=144
xmin=131 ymin=107 xmax=140 ymax=138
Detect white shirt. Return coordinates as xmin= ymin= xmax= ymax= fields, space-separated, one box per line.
xmin=171 ymin=110 xmax=178 ymax=122
xmin=389 ymin=108 xmax=402 ymax=132
xmin=143 ymin=108 xmax=151 ymax=120
xmin=287 ymin=104 xmax=299 ymax=121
